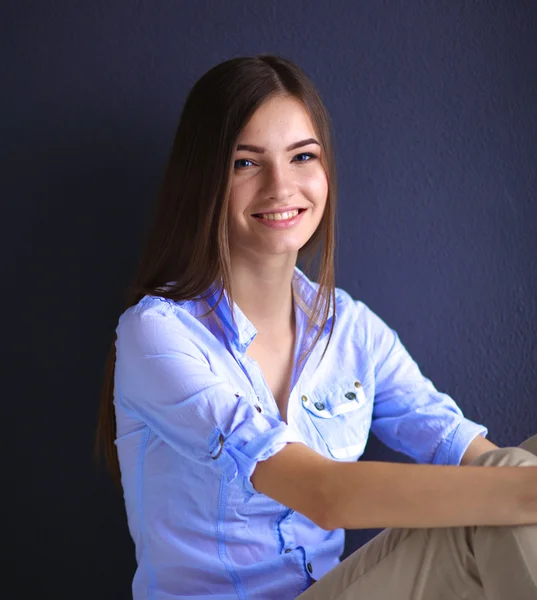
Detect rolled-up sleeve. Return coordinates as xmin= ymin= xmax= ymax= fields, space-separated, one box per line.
xmin=114 ymin=302 xmax=302 ymax=501
xmin=358 ymin=302 xmax=488 ymax=466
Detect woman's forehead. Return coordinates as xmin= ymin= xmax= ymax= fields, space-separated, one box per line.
xmin=237 ymin=97 xmax=317 ymax=148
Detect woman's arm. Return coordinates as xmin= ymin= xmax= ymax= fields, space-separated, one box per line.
xmin=352 ymin=299 xmax=491 ymax=467
xmin=251 ymin=442 xmax=537 ymax=531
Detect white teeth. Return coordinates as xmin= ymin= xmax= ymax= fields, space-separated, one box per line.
xmin=259 ymin=209 xmax=300 ymax=221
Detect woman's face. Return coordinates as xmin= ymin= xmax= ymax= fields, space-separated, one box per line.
xmin=228 ymin=95 xmax=328 ymax=261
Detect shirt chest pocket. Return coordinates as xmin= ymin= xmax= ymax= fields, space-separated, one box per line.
xmin=301 ymin=380 xmax=371 ymax=459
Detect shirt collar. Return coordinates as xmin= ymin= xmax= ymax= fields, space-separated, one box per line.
xmin=201 ymin=266 xmax=335 ymax=350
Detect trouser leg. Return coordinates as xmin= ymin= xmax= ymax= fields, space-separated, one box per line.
xmin=296 ymin=434 xmax=537 ymax=600
xmin=472 ymin=436 xmax=537 ymax=600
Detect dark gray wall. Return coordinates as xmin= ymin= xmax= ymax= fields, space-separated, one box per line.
xmin=4 ymin=2 xmax=535 ymax=597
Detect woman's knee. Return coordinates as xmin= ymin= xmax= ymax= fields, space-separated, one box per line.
xmin=519 ymin=433 xmax=537 ymax=456
xmin=470 ymin=444 xmax=537 ymax=468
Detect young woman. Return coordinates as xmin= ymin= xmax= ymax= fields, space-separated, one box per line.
xmin=95 ymin=54 xmax=537 ymax=599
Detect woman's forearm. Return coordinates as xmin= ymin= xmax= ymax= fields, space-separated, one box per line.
xmin=322 ymin=459 xmax=537 ymax=531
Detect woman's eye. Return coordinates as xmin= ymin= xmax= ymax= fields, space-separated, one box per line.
xmin=293 ymin=152 xmax=317 ymax=162
xmin=234 ymin=152 xmax=317 ymax=170
xmin=234 ymin=159 xmax=254 ymax=169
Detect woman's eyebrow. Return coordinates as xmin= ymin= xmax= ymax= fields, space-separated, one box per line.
xmin=236 ymin=138 xmax=320 ymax=154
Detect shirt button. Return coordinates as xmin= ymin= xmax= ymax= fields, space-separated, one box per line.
xmin=306 ymin=562 xmax=313 ymax=574
xmin=211 ymin=433 xmax=224 ymax=460
xmin=314 ymin=402 xmax=325 ymax=411
xmin=301 ymin=395 xmax=308 ymax=403
xmin=354 ymin=381 xmax=362 ymax=388
xmin=284 ymin=548 xmax=292 ymax=553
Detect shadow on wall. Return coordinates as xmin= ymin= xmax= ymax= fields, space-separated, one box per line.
xmin=10 ymin=114 xmax=163 ymax=596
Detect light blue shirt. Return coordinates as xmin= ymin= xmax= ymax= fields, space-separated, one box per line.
xmin=114 ymin=265 xmax=488 ymax=599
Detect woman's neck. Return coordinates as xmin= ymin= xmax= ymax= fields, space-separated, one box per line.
xmin=228 ymin=258 xmax=296 ymax=338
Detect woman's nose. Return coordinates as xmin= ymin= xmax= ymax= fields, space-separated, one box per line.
xmin=262 ymin=162 xmax=296 ymax=200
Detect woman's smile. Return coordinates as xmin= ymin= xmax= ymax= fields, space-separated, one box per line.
xmin=252 ymin=208 xmax=307 ymax=229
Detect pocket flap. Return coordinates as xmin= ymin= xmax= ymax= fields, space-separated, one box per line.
xmin=302 ymin=380 xmax=366 ymax=419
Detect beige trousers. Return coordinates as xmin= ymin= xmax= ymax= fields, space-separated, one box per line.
xmin=297 ymin=434 xmax=537 ymax=600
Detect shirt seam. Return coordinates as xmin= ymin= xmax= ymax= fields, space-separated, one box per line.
xmin=117 ymin=374 xmax=157 ymax=596
xmin=138 ymin=426 xmax=156 ymax=598
xmin=216 ymin=476 xmax=247 ymax=600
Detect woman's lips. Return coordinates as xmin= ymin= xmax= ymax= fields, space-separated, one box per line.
xmin=252 ymin=208 xmax=306 ymax=229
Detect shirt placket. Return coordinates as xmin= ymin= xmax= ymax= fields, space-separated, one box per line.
xmin=276 ymin=510 xmax=317 ymax=582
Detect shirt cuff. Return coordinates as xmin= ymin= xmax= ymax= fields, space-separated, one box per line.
xmin=433 ymin=418 xmax=489 ymax=466
xmin=208 ymin=421 xmax=304 ymax=503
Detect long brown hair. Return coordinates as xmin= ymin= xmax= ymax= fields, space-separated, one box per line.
xmin=95 ymin=53 xmax=339 ymax=487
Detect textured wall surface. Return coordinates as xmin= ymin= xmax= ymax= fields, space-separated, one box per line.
xmin=3 ymin=1 xmax=536 ymax=597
